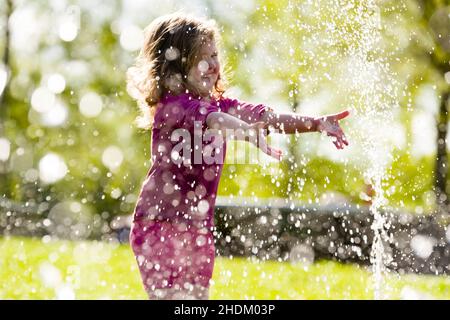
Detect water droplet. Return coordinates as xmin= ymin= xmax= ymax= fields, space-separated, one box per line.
xmin=165 ymin=47 xmax=180 ymax=61
xmin=197 ymin=200 xmax=210 ymax=215
xmin=410 ymin=235 xmax=436 ymax=260
xmin=197 ymin=60 xmax=209 ymax=73
xmin=196 ymin=235 xmax=206 ymax=246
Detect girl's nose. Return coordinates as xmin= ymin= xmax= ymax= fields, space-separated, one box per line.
xmin=208 ymin=59 xmax=218 ymax=72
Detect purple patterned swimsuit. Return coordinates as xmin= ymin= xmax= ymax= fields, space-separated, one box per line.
xmin=130 ymin=92 xmax=270 ymax=293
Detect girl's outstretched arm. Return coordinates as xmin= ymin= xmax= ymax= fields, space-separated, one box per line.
xmin=261 ymin=110 xmax=350 ymax=149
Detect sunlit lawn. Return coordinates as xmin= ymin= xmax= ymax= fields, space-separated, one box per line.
xmin=0 ymin=236 xmax=449 ymax=300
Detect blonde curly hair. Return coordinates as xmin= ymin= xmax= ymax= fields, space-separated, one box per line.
xmin=126 ymin=12 xmax=226 ymax=130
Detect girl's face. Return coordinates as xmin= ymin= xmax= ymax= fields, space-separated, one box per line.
xmin=187 ymin=40 xmax=220 ymax=97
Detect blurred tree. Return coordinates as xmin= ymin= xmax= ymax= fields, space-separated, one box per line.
xmin=413 ymin=0 xmax=450 ymax=215
xmin=0 ymin=0 xmax=12 ymax=129
xmin=0 ymin=0 xmax=13 ymax=196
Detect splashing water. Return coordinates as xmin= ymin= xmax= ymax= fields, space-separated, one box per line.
xmin=342 ymin=1 xmax=400 ymax=299
xmin=285 ymin=0 xmax=402 ymax=299
xmin=281 ymin=0 xmax=402 ymax=298
xmin=368 ymin=175 xmax=393 ymax=299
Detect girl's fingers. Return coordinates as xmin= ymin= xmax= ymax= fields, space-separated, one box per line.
xmin=267 ymin=145 xmax=282 ymax=155
xmin=330 ymin=134 xmax=348 ymax=150
xmin=337 ymin=136 xmax=345 ymax=149
xmin=260 ymin=139 xmax=275 ymax=156
xmin=266 ymin=146 xmax=282 ymax=160
xmin=342 ymin=135 xmax=349 ymax=146
xmin=337 ymin=130 xmax=348 ymax=146
xmin=257 ymin=131 xmax=282 ymax=160
xmin=271 ymin=150 xmax=282 ymax=160
xmin=328 ymin=127 xmax=349 ymax=147
xmin=324 ymin=113 xmax=350 ymax=148
xmin=273 ymin=148 xmax=283 ymax=157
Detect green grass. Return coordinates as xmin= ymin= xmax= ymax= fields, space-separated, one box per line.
xmin=0 ymin=236 xmax=449 ymax=299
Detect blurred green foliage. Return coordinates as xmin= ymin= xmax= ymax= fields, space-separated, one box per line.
xmin=0 ymin=0 xmax=449 ymax=230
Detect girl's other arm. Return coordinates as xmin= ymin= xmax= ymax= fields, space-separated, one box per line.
xmin=206 ymin=111 xmax=282 ymax=160
xmin=261 ymin=109 xmax=350 ymax=149
xmin=206 ymin=111 xmax=251 ymax=132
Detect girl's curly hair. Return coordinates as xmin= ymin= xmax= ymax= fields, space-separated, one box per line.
xmin=126 ymin=12 xmax=226 ymax=130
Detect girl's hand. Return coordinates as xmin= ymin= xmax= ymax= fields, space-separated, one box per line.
xmin=316 ymin=110 xmax=350 ymax=150
xmin=248 ymin=121 xmax=283 ymax=160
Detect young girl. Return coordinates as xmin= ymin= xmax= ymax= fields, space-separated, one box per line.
xmin=126 ymin=13 xmax=349 ymax=300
